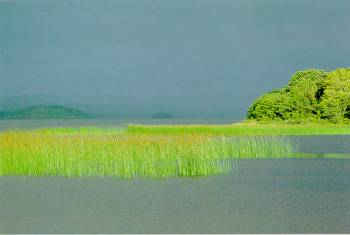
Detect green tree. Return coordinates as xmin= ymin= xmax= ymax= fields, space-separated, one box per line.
xmin=247 ymin=68 xmax=350 ymax=123
xmin=319 ymin=68 xmax=350 ymax=122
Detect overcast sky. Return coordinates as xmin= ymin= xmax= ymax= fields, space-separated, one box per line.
xmin=1 ymin=0 xmax=349 ymax=118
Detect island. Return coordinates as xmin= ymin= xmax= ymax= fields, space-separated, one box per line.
xmin=1 ymin=68 xmax=349 ymax=179
xmin=0 ymin=105 xmax=90 ymax=119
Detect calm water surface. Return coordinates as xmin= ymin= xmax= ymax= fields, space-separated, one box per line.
xmin=1 ymin=159 xmax=349 ymax=233
xmin=0 ymin=119 xmax=349 ymax=233
xmin=0 ymin=118 xmax=240 ymax=131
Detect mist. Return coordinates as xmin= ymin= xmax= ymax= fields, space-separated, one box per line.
xmin=1 ymin=0 xmax=349 ymax=119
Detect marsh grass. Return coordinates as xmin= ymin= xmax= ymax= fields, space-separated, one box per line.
xmin=0 ymin=128 xmax=293 ymax=178
xmin=127 ymin=123 xmax=350 ymax=135
xmin=293 ymin=153 xmax=350 ymax=158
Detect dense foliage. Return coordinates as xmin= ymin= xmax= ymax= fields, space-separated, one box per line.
xmin=247 ymin=68 xmax=350 ymax=123
xmin=0 ymin=105 xmax=90 ymax=119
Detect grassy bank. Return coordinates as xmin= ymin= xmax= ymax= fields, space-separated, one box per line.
xmin=0 ymin=128 xmax=292 ymax=178
xmin=127 ymin=123 xmax=350 ymax=135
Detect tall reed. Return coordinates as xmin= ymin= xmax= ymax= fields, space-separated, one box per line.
xmin=0 ymin=128 xmax=293 ymax=178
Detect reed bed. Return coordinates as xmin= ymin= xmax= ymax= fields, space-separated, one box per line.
xmin=0 ymin=128 xmax=293 ymax=178
xmin=127 ymin=123 xmax=350 ymax=136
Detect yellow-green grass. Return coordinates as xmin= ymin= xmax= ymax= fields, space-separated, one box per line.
xmin=293 ymin=153 xmax=350 ymax=158
xmin=127 ymin=123 xmax=350 ymax=136
xmin=0 ymin=129 xmax=292 ymax=178
xmin=16 ymin=127 xmax=124 ymax=135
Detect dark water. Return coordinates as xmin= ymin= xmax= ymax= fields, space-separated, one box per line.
xmin=288 ymin=135 xmax=350 ymax=154
xmin=0 ymin=120 xmax=349 ymax=233
xmin=1 ymin=159 xmax=350 ymax=233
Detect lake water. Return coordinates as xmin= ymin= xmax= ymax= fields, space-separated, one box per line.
xmin=0 ymin=118 xmax=240 ymax=131
xmin=1 ymin=159 xmax=349 ymax=233
xmin=0 ymin=119 xmax=349 ymax=233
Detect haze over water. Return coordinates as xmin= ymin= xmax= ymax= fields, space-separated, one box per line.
xmin=1 ymin=0 xmax=350 ymax=118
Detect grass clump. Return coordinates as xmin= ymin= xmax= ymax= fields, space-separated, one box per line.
xmin=0 ymin=128 xmax=293 ymax=178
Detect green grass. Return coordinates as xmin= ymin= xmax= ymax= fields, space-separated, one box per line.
xmin=127 ymin=123 xmax=350 ymax=135
xmin=0 ymin=128 xmax=293 ymax=178
xmin=293 ymin=153 xmax=350 ymax=159
xmin=2 ymin=122 xmax=348 ymax=178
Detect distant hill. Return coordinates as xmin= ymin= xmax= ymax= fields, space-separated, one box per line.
xmin=151 ymin=112 xmax=174 ymax=119
xmin=0 ymin=106 xmax=90 ymax=119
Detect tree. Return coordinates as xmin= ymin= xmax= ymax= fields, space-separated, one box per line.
xmin=247 ymin=68 xmax=350 ymax=123
xmin=319 ymin=68 xmax=350 ymax=122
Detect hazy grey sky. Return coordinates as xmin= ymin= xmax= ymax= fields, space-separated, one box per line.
xmin=1 ymin=0 xmax=349 ymax=118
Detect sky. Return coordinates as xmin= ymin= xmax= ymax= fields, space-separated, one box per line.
xmin=1 ymin=0 xmax=349 ymax=118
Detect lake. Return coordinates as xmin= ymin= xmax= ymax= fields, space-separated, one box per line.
xmin=0 ymin=118 xmax=241 ymax=131
xmin=1 ymin=159 xmax=349 ymax=233
xmin=0 ymin=119 xmax=349 ymax=233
